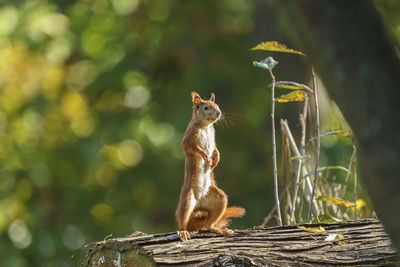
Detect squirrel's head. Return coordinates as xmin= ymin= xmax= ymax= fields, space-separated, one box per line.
xmin=191 ymin=92 xmax=221 ymax=125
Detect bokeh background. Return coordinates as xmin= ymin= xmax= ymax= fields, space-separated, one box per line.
xmin=0 ymin=0 xmax=398 ymax=266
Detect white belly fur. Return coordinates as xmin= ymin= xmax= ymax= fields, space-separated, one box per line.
xmin=194 ymin=126 xmax=214 ymax=199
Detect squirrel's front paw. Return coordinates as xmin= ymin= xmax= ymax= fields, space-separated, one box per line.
xmin=201 ymin=155 xmax=212 ymax=166
xmin=177 ymin=230 xmax=190 ymax=241
xmin=210 ymin=160 xmax=218 ymax=169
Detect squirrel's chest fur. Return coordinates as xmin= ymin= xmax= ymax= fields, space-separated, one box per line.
xmin=198 ymin=126 xmax=215 ymax=157
xmin=194 ymin=126 xmax=215 ymax=199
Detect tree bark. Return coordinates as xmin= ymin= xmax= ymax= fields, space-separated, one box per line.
xmin=83 ymin=219 xmax=399 ymax=266
xmin=276 ymin=0 xmax=400 ymax=249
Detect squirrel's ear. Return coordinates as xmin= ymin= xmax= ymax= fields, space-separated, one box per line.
xmin=209 ymin=93 xmax=215 ymax=102
xmin=191 ymin=92 xmax=201 ymax=107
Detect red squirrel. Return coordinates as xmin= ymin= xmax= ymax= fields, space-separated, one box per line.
xmin=175 ymin=92 xmax=245 ymax=241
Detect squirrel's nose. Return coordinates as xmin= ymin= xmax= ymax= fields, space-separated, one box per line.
xmin=216 ymin=111 xmax=221 ymax=117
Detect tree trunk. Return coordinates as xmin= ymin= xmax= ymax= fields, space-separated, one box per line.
xmin=275 ymin=0 xmax=400 ymax=249
xmin=83 ymin=219 xmax=399 ymax=266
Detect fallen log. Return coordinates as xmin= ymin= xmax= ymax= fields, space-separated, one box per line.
xmin=82 ymin=219 xmax=399 ymax=266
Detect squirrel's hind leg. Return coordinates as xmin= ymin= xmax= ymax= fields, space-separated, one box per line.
xmin=203 ymin=186 xmax=230 ymax=234
xmin=176 ymin=191 xmax=197 ymax=241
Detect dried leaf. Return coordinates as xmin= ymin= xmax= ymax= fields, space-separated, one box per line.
xmin=276 ymin=90 xmax=306 ymax=103
xmin=317 ymin=196 xmax=356 ymax=208
xmin=297 ymin=225 xmax=326 ymax=233
xmin=275 ymin=81 xmax=313 ymax=92
xmin=250 ymin=41 xmax=306 ymax=56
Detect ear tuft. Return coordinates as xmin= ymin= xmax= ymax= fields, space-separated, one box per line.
xmin=192 ymin=92 xmax=201 ymax=107
xmin=209 ymin=92 xmax=215 ymax=102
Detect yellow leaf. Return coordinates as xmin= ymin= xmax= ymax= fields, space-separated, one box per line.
xmin=297 ymin=225 xmax=326 ymax=233
xmin=317 ymin=196 xmax=356 ymax=208
xmin=351 ymin=199 xmax=367 ymax=212
xmin=337 ymin=234 xmax=345 ymax=244
xmin=250 ymin=41 xmax=306 ymax=56
xmin=276 ymin=90 xmax=306 ymax=103
xmin=355 ymin=199 xmax=366 ymax=210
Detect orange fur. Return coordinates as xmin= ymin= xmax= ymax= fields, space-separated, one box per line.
xmin=176 ymin=92 xmax=245 ymax=241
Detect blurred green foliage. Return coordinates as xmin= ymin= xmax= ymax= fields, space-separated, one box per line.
xmin=0 ymin=0 xmax=397 ymax=266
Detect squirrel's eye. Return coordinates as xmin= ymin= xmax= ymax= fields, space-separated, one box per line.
xmin=203 ymin=105 xmax=209 ymax=110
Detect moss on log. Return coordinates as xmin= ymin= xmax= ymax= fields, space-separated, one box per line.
xmin=83 ymin=219 xmax=399 ymax=266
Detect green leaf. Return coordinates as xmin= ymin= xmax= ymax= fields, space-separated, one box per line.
xmin=290 ymin=155 xmax=312 ymax=161
xmin=317 ymin=196 xmax=356 ymax=208
xmin=303 ymin=166 xmax=350 ymax=178
xmin=250 ymin=41 xmax=306 ymax=56
xmin=276 ymin=90 xmax=306 ymax=103
xmin=312 ymin=214 xmax=341 ymax=223
xmin=253 ymin=56 xmax=278 ymax=70
xmin=275 ymin=81 xmax=313 ymax=93
xmin=309 ymin=131 xmax=351 ymax=142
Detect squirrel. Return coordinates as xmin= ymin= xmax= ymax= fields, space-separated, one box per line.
xmin=175 ymin=92 xmax=245 ymax=241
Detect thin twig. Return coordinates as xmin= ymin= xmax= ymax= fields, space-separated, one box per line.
xmin=269 ymin=69 xmax=282 ymax=226
xmin=281 ymin=130 xmax=292 ymax=225
xmin=353 ymin=146 xmax=358 ymax=219
xmin=289 ymin=95 xmax=308 ymax=225
xmin=308 ymin=66 xmax=320 ymax=222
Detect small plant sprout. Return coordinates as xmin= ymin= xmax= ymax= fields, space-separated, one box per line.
xmin=253 ymin=56 xmax=282 ymax=226
xmin=253 ymin=57 xmax=278 ymax=70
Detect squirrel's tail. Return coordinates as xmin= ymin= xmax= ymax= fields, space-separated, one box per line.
xmin=222 ymin=206 xmax=246 ymax=219
xmin=216 ymin=206 xmax=245 ymax=229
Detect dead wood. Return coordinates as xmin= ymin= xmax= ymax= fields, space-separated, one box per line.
xmin=83 ymin=219 xmax=399 ymax=266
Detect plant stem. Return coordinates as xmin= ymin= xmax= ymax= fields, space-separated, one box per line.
xmin=269 ymin=69 xmax=282 ymax=226
xmin=353 ymin=146 xmax=358 ymax=219
xmin=281 ymin=119 xmax=318 ymax=218
xmin=289 ymin=96 xmax=308 ymax=225
xmin=308 ymin=66 xmax=321 ymax=222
